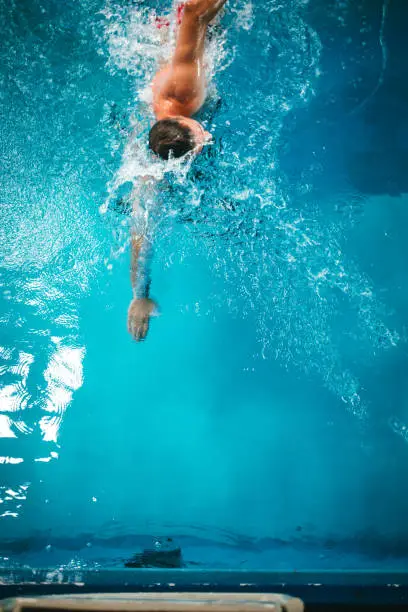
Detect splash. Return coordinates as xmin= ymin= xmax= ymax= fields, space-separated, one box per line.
xmin=100 ymin=0 xmax=232 ymax=216
xmin=101 ymin=0 xmax=398 ymax=418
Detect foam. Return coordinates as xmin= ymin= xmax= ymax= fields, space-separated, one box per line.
xmin=100 ymin=0 xmax=399 ymax=417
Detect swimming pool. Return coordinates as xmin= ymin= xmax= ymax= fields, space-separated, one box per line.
xmin=1 ymin=0 xmax=408 ymax=598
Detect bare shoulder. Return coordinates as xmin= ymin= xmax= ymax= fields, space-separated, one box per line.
xmin=152 ymin=65 xmax=171 ymax=96
xmin=151 ymin=64 xmax=174 ymax=115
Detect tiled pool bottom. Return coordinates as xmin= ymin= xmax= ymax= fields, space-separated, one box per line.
xmin=0 ymin=569 xmax=408 ymax=608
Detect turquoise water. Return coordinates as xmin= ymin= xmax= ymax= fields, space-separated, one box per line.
xmin=1 ymin=0 xmax=408 ymax=574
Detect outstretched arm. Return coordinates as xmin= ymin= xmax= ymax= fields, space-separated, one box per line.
xmin=127 ymin=184 xmax=157 ymax=342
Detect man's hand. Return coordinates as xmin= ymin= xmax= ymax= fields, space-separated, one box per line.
xmin=184 ymin=0 xmax=227 ymax=24
xmin=128 ymin=297 xmax=157 ymax=342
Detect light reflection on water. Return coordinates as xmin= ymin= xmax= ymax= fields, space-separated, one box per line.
xmin=0 ymin=0 xmax=113 ymax=520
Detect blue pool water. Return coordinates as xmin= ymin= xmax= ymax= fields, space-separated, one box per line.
xmin=1 ymin=0 xmax=408 ymax=580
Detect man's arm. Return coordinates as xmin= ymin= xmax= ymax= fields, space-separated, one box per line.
xmin=172 ymin=5 xmax=207 ymax=65
xmin=174 ymin=0 xmax=227 ymax=62
xmin=130 ymin=232 xmax=151 ymax=299
xmin=127 ymin=185 xmax=157 ymax=342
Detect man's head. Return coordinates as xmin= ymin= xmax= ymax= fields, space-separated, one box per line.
xmin=149 ymin=117 xmax=210 ymax=160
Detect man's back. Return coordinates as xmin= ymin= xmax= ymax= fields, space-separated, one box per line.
xmin=151 ymin=0 xmax=226 ymax=121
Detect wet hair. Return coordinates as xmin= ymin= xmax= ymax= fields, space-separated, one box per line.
xmin=149 ymin=119 xmax=194 ymax=160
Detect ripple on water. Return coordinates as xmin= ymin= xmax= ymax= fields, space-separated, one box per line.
xmin=0 ymin=0 xmax=402 ymax=525
xmin=102 ymin=0 xmax=398 ymax=416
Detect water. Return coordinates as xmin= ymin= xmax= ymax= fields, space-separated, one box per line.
xmin=1 ymin=0 xmax=408 ymax=576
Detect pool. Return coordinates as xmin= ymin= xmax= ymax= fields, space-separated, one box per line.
xmin=1 ymin=0 xmax=408 ymax=605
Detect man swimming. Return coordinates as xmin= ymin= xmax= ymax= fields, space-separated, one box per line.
xmin=127 ymin=0 xmax=227 ymax=341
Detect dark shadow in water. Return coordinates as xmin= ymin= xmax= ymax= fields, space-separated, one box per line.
xmin=282 ymin=0 xmax=408 ymax=197
xmin=346 ymin=0 xmax=408 ymax=195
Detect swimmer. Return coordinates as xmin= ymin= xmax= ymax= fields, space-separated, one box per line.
xmin=149 ymin=0 xmax=227 ymax=159
xmin=127 ymin=0 xmax=227 ymax=341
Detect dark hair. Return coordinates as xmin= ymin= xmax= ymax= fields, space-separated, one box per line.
xmin=149 ymin=119 xmax=194 ymax=160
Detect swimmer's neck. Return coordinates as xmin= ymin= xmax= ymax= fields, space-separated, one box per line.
xmin=155 ymin=108 xmax=188 ymax=121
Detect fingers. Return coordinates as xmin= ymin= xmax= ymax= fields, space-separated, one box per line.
xmin=128 ymin=314 xmax=140 ymax=341
xmin=129 ymin=316 xmax=150 ymax=342
xmin=128 ymin=300 xmax=157 ymax=341
xmin=135 ymin=319 xmax=145 ymax=341
xmin=135 ymin=324 xmax=143 ymax=342
xmin=142 ymin=319 xmax=150 ymax=339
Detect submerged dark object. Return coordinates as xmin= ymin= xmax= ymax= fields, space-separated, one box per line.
xmin=125 ymin=538 xmax=183 ymax=568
